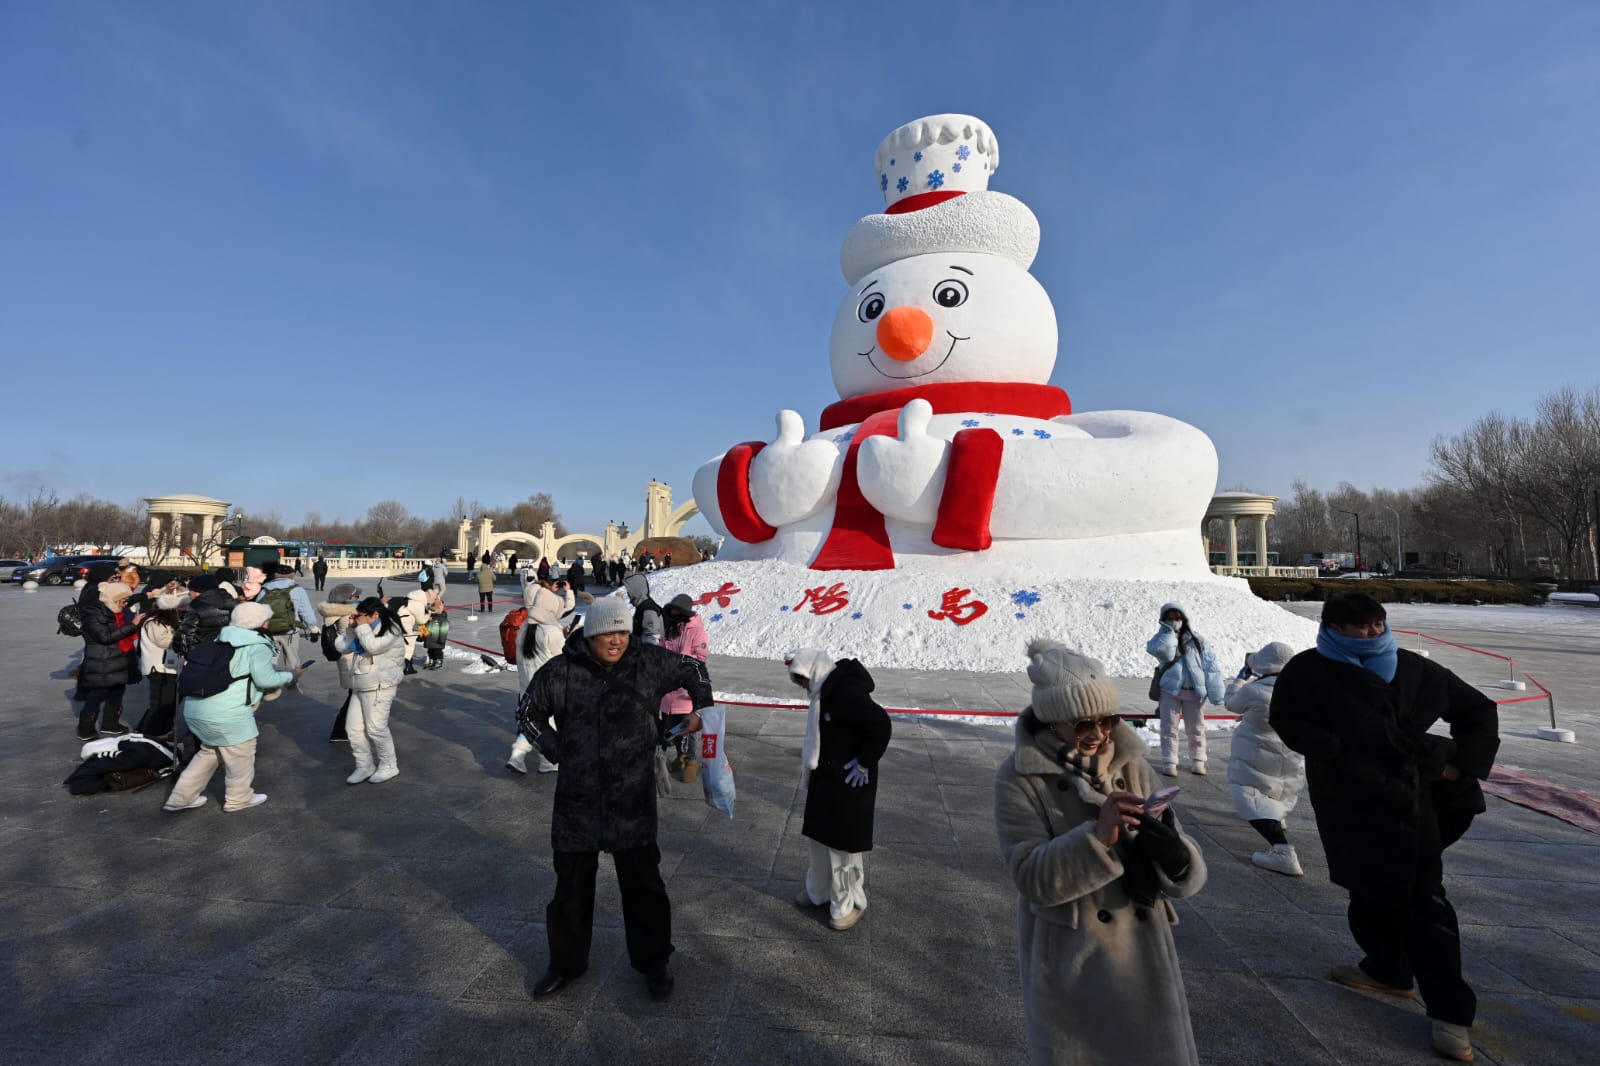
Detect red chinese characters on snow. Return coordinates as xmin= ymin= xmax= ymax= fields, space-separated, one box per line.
xmin=927 ymin=587 xmax=989 ymax=626
xmin=693 ymin=582 xmax=741 ymax=608
xmin=793 ymin=582 xmax=851 ymax=615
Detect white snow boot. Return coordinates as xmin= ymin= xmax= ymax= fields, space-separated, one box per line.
xmin=507 ymin=735 xmax=533 ymax=774
xmin=1252 ymin=844 xmax=1304 ymax=877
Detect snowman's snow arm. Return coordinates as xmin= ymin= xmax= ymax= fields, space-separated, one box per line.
xmin=692 ymin=411 xmax=845 ymax=544
xmin=989 ymin=411 xmax=1219 ymax=540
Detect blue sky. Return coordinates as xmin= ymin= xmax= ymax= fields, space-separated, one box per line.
xmin=3 ymin=1 xmax=1597 ymax=541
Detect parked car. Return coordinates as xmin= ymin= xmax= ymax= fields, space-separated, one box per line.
xmin=0 ymin=559 xmax=28 ymax=581
xmin=9 ymin=555 xmax=122 ymax=586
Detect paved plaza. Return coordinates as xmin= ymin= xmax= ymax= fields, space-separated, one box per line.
xmin=2 ymin=579 xmax=1597 ymax=1064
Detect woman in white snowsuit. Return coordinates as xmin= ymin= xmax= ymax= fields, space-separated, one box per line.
xmin=1145 ymin=602 xmax=1225 ymax=776
xmin=1225 ymin=641 xmax=1307 ymax=876
xmin=995 ymin=640 xmax=1207 ymax=1066
xmin=507 ymin=583 xmax=571 ymax=774
xmin=334 ymin=596 xmax=408 ymax=784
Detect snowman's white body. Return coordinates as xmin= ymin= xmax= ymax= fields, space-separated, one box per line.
xmin=693 ymin=248 xmax=1219 ymax=577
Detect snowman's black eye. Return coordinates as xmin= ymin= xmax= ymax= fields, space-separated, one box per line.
xmin=857 ymin=293 xmax=886 ymax=322
xmin=933 ymin=280 xmax=969 ymax=308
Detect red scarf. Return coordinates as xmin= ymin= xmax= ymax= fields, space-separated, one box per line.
xmin=116 ymin=609 xmax=137 ymax=654
xmin=717 ymin=381 xmax=1071 ymax=570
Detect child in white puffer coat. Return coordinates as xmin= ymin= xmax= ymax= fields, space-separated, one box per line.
xmin=1225 ymin=641 xmax=1307 ymax=877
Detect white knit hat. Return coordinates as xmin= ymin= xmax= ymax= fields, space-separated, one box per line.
xmin=582 ymin=593 xmax=632 ymax=637
xmin=1025 ymin=639 xmax=1120 ymax=723
xmin=231 ymin=602 xmax=274 ymax=631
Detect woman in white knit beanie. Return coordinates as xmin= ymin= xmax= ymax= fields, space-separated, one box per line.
xmin=995 ymin=639 xmax=1207 ymax=1066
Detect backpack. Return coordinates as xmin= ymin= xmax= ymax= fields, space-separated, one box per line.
xmin=178 ymin=639 xmax=250 ymax=700
xmin=633 ymin=597 xmax=661 ymax=638
xmin=57 ymin=603 xmax=83 ymax=637
xmin=261 ymin=586 xmax=298 ymax=635
xmin=320 ymin=623 xmax=342 ymax=662
xmin=499 ymin=608 xmax=527 ymax=661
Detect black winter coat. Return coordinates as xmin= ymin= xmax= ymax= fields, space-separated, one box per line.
xmin=802 ymin=659 xmax=893 ymax=854
xmin=1269 ymin=648 xmax=1498 ymax=902
xmin=78 ymin=601 xmax=139 ymax=691
xmin=176 ymin=589 xmax=236 ymax=655
xmin=519 ymin=632 xmax=714 ymax=853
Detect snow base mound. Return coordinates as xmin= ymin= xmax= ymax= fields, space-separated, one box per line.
xmin=644 ymin=560 xmax=1319 ymax=677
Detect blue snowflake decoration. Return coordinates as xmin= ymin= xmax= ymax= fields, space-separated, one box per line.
xmin=1011 ymin=427 xmax=1025 ymax=436
xmin=956 ymin=144 xmax=971 ymax=161
xmin=913 ymin=151 xmax=923 ymax=162
xmin=926 ymin=169 xmax=945 ymax=190
xmin=1034 ymin=428 xmax=1052 ymax=439
xmin=896 ymin=176 xmax=909 ymax=193
xmin=711 ymin=613 xmax=724 ymax=622
xmin=730 ymin=609 xmax=739 ymax=615
xmin=889 ymin=158 xmax=895 ymax=166
xmin=902 ymin=603 xmax=913 ymax=610
xmin=1011 ymin=589 xmax=1042 ymax=607
xmin=834 ymin=429 xmax=855 ymax=446
xmin=779 ymin=605 xmax=790 ymax=612
xmin=952 ymin=163 xmax=962 ymax=173
xmin=880 ymin=173 xmax=888 ymax=192
xmin=851 ymin=612 xmax=862 ymax=620
xmin=961 ymin=418 xmax=980 ymax=428
xmin=1015 ymin=612 xmax=1027 ymax=620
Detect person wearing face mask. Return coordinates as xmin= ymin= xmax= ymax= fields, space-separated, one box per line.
xmin=785 ymin=648 xmax=892 ymax=932
xmin=1145 ymin=603 xmax=1224 ymax=777
xmin=1270 ymin=592 xmax=1498 ymax=1064
xmin=995 ymin=639 xmax=1207 ymax=1066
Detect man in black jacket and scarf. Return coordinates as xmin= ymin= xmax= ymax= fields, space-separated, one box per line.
xmin=517 ymin=593 xmax=714 ymax=1002
xmin=1270 ymin=592 xmax=1498 ymax=1064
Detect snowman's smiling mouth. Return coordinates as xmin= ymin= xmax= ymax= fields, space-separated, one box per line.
xmin=861 ymin=331 xmax=969 ymax=380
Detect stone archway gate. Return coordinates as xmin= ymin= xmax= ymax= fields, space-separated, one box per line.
xmin=459 ymin=480 xmax=701 ymax=564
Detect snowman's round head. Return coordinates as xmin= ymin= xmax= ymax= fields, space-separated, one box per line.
xmin=828 ymin=251 xmax=1058 ymax=400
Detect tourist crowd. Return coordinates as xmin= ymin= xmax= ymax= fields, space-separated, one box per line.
xmin=60 ymin=557 xmax=1499 ymax=1065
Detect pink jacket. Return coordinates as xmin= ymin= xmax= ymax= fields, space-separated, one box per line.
xmin=659 ymin=614 xmax=709 ymax=717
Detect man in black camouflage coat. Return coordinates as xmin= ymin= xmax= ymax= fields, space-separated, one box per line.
xmin=517 ymin=593 xmax=714 ymax=1001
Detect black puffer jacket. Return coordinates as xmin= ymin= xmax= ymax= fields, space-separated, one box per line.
xmin=801 ymin=659 xmax=893 ymax=854
xmin=1269 ymin=648 xmax=1498 ymax=902
xmin=518 ymin=631 xmax=714 ymax=852
xmin=78 ymin=601 xmax=139 ymax=691
xmin=175 ymin=588 xmax=237 ymax=656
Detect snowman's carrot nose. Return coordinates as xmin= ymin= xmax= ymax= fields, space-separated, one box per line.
xmin=877 ymin=306 xmax=933 ymax=361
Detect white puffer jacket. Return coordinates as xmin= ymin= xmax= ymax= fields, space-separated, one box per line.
xmin=335 ymin=621 xmax=407 ymax=691
xmin=1224 ymin=642 xmax=1306 ymax=822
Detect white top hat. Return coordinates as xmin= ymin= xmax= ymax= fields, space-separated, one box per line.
xmin=874 ymin=114 xmax=998 ymax=208
xmin=840 ymin=113 xmax=1040 ymax=285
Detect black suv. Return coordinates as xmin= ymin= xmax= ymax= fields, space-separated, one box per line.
xmin=10 ymin=555 xmax=124 ymax=586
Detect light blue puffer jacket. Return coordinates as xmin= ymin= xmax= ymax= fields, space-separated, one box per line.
xmin=1145 ymin=602 xmax=1225 ymax=704
xmin=182 ymin=625 xmax=296 ymax=747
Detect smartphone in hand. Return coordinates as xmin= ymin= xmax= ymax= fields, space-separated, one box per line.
xmin=1143 ymin=786 xmax=1181 ymax=816
xmin=299 ymin=660 xmax=317 ymax=670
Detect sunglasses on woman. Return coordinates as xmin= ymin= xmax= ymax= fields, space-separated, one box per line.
xmin=1073 ymin=715 xmax=1121 ymax=737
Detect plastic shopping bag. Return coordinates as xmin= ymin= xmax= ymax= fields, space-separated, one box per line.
xmin=654 ymin=747 xmax=672 ymax=797
xmin=697 ymin=703 xmax=735 ymax=818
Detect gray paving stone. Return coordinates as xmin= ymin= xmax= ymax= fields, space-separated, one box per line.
xmin=2 ymin=587 xmax=1596 ymax=1063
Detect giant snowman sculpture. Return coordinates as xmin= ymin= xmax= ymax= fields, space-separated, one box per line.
xmin=653 ymin=114 xmax=1316 ymax=676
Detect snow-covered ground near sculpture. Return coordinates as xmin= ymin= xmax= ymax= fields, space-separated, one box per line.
xmin=644 ymin=556 xmax=1318 ymax=678
xmin=1382 ymin=602 xmax=1600 ymax=638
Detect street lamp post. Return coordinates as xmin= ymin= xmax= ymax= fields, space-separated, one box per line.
xmin=1384 ymin=505 xmax=1402 ymax=573
xmin=1337 ymin=509 xmax=1363 ymax=576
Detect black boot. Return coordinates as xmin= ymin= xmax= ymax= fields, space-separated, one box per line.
xmin=98 ymin=703 xmax=131 ymax=736
xmin=77 ymin=710 xmax=99 ymax=742
xmin=403 ymin=660 xmax=417 ymax=676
